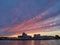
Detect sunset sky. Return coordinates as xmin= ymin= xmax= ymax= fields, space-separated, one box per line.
xmin=0 ymin=0 xmax=60 ymax=37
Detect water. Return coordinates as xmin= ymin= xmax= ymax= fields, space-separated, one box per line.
xmin=0 ymin=40 xmax=60 ymax=45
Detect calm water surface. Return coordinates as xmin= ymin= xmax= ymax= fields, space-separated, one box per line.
xmin=0 ymin=40 xmax=60 ymax=45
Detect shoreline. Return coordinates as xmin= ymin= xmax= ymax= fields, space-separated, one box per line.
xmin=0 ymin=39 xmax=60 ymax=40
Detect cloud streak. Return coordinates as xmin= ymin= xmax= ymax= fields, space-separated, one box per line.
xmin=0 ymin=0 xmax=60 ymax=36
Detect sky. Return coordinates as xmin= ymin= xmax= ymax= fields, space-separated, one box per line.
xmin=0 ymin=0 xmax=60 ymax=37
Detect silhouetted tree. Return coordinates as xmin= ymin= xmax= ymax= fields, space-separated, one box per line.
xmin=55 ymin=35 xmax=60 ymax=39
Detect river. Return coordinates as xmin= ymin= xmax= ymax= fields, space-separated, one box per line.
xmin=0 ymin=40 xmax=60 ymax=45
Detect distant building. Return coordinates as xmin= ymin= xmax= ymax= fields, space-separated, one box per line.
xmin=22 ymin=32 xmax=27 ymax=36
xmin=33 ymin=34 xmax=42 ymax=39
xmin=34 ymin=34 xmax=40 ymax=38
xmin=18 ymin=32 xmax=32 ymax=39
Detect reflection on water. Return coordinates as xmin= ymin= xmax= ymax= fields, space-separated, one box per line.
xmin=0 ymin=40 xmax=60 ymax=45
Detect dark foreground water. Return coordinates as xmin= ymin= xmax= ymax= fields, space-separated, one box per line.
xmin=0 ymin=40 xmax=60 ymax=45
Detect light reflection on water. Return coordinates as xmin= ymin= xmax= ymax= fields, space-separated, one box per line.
xmin=0 ymin=40 xmax=60 ymax=45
